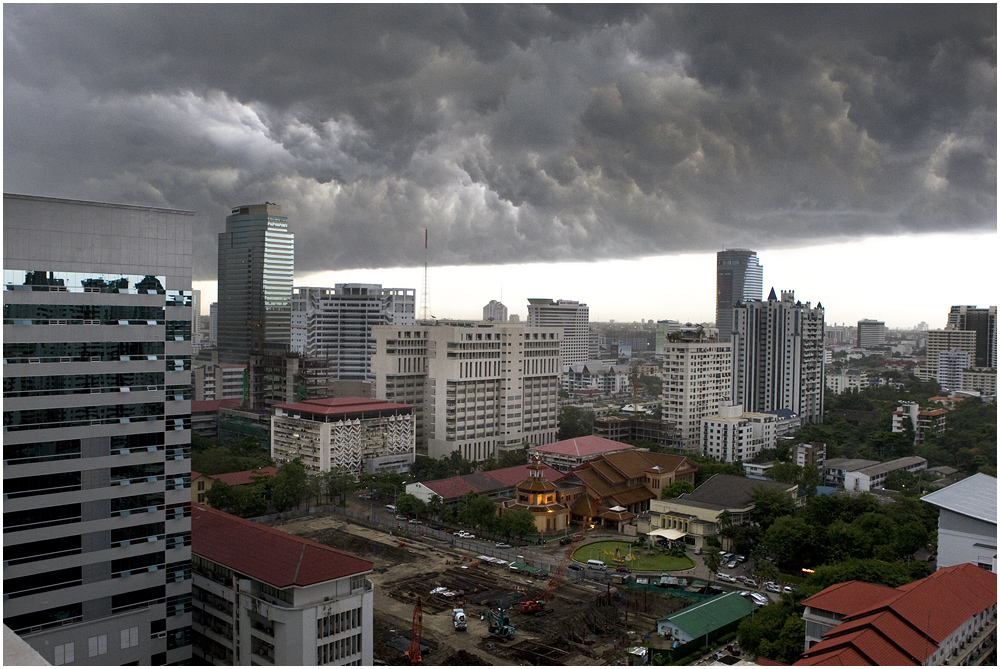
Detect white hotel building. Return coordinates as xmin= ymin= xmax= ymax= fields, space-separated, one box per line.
xmin=373 ymin=321 xmax=561 ymax=461
xmin=661 ymin=340 xmax=733 ymax=450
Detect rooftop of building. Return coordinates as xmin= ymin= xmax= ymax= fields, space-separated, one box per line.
xmin=824 ymin=458 xmax=880 ymax=471
xmin=191 ymin=398 xmax=242 ymax=413
xmin=416 ymin=463 xmax=565 ymax=501
xmin=795 ymin=563 xmax=998 ymax=665
xmin=529 ymin=435 xmax=634 ymax=458
xmin=274 ymin=396 xmax=412 ymax=417
xmin=658 ymin=591 xmax=756 ymax=638
xmin=920 ymin=472 xmax=997 ymax=524
xmin=854 ymin=456 xmax=927 ymax=478
xmin=672 ymin=474 xmax=797 ymax=511
xmin=192 ymin=505 xmax=373 ymax=587
xmin=193 ymin=466 xmax=277 ymax=487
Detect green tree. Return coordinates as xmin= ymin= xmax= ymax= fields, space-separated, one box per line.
xmin=499 ymin=508 xmax=537 ymax=540
xmin=498 ymin=447 xmax=530 ymax=469
xmin=558 ymin=406 xmax=595 ymax=440
xmin=205 ymin=481 xmax=237 ymax=512
xmin=661 ymin=480 xmax=694 ymax=500
xmin=638 ymin=374 xmax=663 ymax=396
xmin=757 ymin=614 xmax=806 ymax=664
xmin=427 ymin=494 xmax=444 ymax=520
xmin=271 ymin=459 xmax=308 ymax=512
xmin=322 ymin=467 xmax=357 ymax=506
xmin=799 ymin=464 xmax=821 ymax=498
xmin=802 ymin=559 xmax=914 ymax=594
xmin=395 ymin=492 xmax=427 ymax=518
xmin=738 ymin=602 xmax=798 ymax=661
xmin=459 ymin=492 xmax=499 ymax=531
xmin=760 ymin=515 xmax=817 ymax=571
xmin=750 ymin=485 xmax=797 ymax=531
xmin=702 ymin=551 xmax=722 ymax=581
xmin=767 ymin=462 xmax=802 ymax=484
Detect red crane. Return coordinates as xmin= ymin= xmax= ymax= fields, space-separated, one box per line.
xmin=521 ymin=495 xmax=600 ymax=615
xmin=405 ymin=597 xmax=423 ymax=664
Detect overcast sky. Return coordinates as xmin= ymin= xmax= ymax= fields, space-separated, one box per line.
xmin=4 ymin=5 xmax=996 ymax=327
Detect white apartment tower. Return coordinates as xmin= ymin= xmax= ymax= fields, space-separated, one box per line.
xmin=526 ymin=298 xmax=589 ymax=366
xmin=732 ymin=289 xmax=825 ymax=424
xmin=372 ymin=321 xmax=561 ymax=461
xmin=4 ymin=194 xmax=194 ymax=665
xmin=923 ymin=329 xmax=977 ymax=384
xmin=290 ymin=285 xmax=415 ymax=381
xmin=701 ymin=404 xmax=777 ymax=463
xmin=483 ymin=299 xmax=508 ymax=323
xmin=208 ymin=302 xmax=218 ymax=346
xmin=661 ymin=340 xmax=733 ymax=450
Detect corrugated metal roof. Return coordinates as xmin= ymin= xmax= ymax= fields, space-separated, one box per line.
xmin=920 ymin=472 xmax=997 ymax=524
xmin=659 ymin=591 xmax=755 ymax=638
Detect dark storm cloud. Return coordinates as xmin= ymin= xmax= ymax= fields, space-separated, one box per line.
xmin=4 ymin=4 xmax=995 ymax=280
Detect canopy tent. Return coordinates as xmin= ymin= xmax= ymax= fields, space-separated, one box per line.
xmin=649 ymin=528 xmax=687 ymax=540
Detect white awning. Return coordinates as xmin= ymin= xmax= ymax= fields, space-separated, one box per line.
xmin=649 ymin=528 xmax=686 ymax=540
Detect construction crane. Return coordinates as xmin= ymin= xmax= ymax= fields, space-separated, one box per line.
xmin=405 ymin=597 xmax=423 ymax=664
xmin=520 ymin=495 xmax=601 ymax=615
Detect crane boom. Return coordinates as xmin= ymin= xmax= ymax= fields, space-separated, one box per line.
xmin=406 ymin=597 xmax=423 ymax=664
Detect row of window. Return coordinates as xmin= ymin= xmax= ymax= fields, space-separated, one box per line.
xmin=4 ymin=371 xmax=166 ymax=398
xmin=3 ymin=402 xmax=165 ymax=431
xmin=4 ymin=303 xmax=165 ymax=323
xmin=317 ymin=607 xmax=362 ymax=638
xmin=318 ymin=633 xmax=362 ymax=664
xmin=3 ymin=341 xmax=166 ymax=365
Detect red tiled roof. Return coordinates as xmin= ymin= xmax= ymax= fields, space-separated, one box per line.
xmin=210 ymin=466 xmax=278 ymax=486
xmin=796 ymin=564 xmax=998 ymax=666
xmin=191 ymin=398 xmax=241 ymax=413
xmin=192 ymin=505 xmax=372 ymax=587
xmin=530 ymin=435 xmax=633 ymax=458
xmin=421 ymin=463 xmax=564 ymax=500
xmin=801 ymin=580 xmax=897 ymax=615
xmin=275 ymin=397 xmax=411 ymax=416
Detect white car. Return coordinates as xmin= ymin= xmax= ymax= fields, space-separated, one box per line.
xmin=717 ymin=573 xmax=737 ymax=583
xmin=783 ymin=586 xmax=793 ymax=593
xmin=750 ymin=593 xmax=769 ymax=606
xmin=495 ymin=542 xmax=511 ymax=549
xmin=766 ymin=583 xmax=781 ymax=593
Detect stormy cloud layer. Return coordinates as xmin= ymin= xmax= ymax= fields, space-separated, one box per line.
xmin=4 ymin=5 xmax=995 ymax=280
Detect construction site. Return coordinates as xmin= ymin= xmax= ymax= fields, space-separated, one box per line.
xmin=268 ymin=513 xmax=691 ymax=666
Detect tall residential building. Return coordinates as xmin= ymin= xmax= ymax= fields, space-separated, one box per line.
xmin=732 ymin=288 xmax=825 ymax=424
xmin=483 ymin=299 xmax=508 ymax=322
xmin=190 ymin=505 xmax=374 ymax=665
xmin=216 ymin=203 xmax=294 ymax=365
xmin=716 ymin=249 xmax=763 ymax=342
xmin=190 ymin=289 xmax=201 ymax=354
xmin=856 ymin=318 xmax=887 ymax=348
xmin=923 ymin=329 xmax=977 ymax=385
xmin=700 ymin=404 xmax=777 ymax=463
xmin=372 ymin=321 xmax=561 ymax=461
xmin=290 ymin=285 xmax=415 ymax=382
xmin=208 ymin=302 xmax=218 ymax=346
xmin=947 ymin=305 xmax=997 ymax=368
xmin=661 ymin=339 xmax=733 ymax=450
xmin=3 ymin=193 xmax=194 ymax=665
xmin=526 ymin=298 xmax=589 ymax=366
xmin=937 ymin=348 xmax=971 ymax=391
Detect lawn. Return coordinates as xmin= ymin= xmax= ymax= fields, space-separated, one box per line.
xmin=572 ymin=540 xmax=696 ymax=572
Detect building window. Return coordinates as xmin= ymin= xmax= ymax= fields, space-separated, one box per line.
xmin=88 ymin=634 xmax=107 ymax=657
xmin=197 ymin=480 xmax=205 ymax=491
xmin=121 ymin=627 xmax=139 ymax=649
xmin=55 ymin=643 xmax=74 ymax=665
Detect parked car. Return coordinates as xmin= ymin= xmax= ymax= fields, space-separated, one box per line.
xmin=744 ymin=578 xmax=757 ymax=587
xmin=568 ymin=564 xmax=583 ymax=571
xmin=726 ymin=560 xmax=738 ymax=569
xmin=559 ymin=536 xmax=574 ymax=545
xmin=750 ymin=593 xmax=769 ymax=607
xmin=615 ymin=566 xmax=631 ymax=573
xmin=495 ymin=542 xmax=511 ymax=549
xmin=766 ymin=583 xmax=781 ymax=593
xmin=783 ymin=586 xmax=793 ymax=593
xmin=408 ymin=518 xmax=422 ymax=524
xmin=717 ymin=573 xmax=737 ymax=583
xmin=736 ymin=555 xmax=746 ymax=563
xmin=395 ymin=515 xmax=407 ymax=521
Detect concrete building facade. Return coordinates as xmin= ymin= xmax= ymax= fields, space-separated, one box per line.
xmin=700 ymin=404 xmax=777 ymax=463
xmin=290 ymin=285 xmax=415 ymax=382
xmin=947 ymin=305 xmax=997 ymax=369
xmin=923 ymin=328 xmax=976 ymax=385
xmin=731 ymin=289 xmax=825 ymax=424
xmin=191 ymin=506 xmax=374 ymax=665
xmin=856 ymin=319 xmax=887 ymax=348
xmin=271 ymin=398 xmax=415 ymax=477
xmin=482 ymin=299 xmax=508 ymax=323
xmin=216 ymin=203 xmax=294 ymax=365
xmin=373 ymin=321 xmax=560 ymax=461
xmin=661 ymin=340 xmax=733 ymax=449
xmin=526 ymin=298 xmax=589 ymax=366
xmin=921 ymin=473 xmax=997 ymax=573
xmin=3 ymin=193 xmax=194 ymax=664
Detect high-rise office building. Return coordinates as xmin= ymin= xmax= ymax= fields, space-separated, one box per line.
xmin=208 ymin=302 xmax=218 ymax=346
xmin=216 ymin=203 xmax=294 ymax=365
xmin=372 ymin=321 xmax=561 ymax=460
xmin=661 ymin=339 xmax=733 ymax=450
xmin=947 ymin=305 xmax=997 ymax=368
xmin=731 ymin=289 xmax=825 ymax=424
xmin=716 ymin=249 xmax=763 ymax=342
xmin=290 ymin=285 xmax=415 ymax=381
xmin=856 ymin=319 xmax=887 ymax=348
xmin=483 ymin=299 xmax=508 ymax=323
xmin=526 ymin=298 xmax=589 ymax=366
xmin=3 ymin=193 xmax=194 ymax=665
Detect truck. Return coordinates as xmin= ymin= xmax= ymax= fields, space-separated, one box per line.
xmin=452 ymin=608 xmax=467 ymax=631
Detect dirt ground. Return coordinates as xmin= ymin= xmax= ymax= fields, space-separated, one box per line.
xmin=269 ymin=514 xmax=689 ymax=666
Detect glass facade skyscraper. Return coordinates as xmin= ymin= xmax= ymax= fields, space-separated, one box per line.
xmin=216 ymin=203 xmax=294 ymax=365
xmin=3 ymin=193 xmax=194 ymax=665
xmin=716 ymin=249 xmax=763 ymax=342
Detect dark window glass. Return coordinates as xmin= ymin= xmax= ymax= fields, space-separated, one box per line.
xmin=3 ymin=439 xmax=80 ymax=465
xmin=112 ymin=551 xmax=164 ymax=577
xmin=3 ymin=471 xmax=81 ymax=498
xmin=5 ymin=566 xmax=82 ymax=599
xmin=4 ymin=503 xmax=81 ymax=533
xmin=4 ymin=341 xmax=165 ymax=366
xmin=111 ymin=463 xmax=165 ymax=483
xmin=111 ymin=493 xmax=165 ymax=514
xmin=3 ymin=535 xmax=82 ymax=566
xmin=4 ymin=402 xmax=163 ymax=431
xmin=4 ymin=604 xmax=82 ymax=635
xmin=111 ymin=522 xmax=165 ymax=545
xmin=3 ymin=303 xmax=164 ymax=324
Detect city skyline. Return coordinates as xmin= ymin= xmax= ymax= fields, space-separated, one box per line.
xmin=5 ymin=5 xmax=995 ymax=321
xmin=193 ymin=229 xmax=997 ymax=330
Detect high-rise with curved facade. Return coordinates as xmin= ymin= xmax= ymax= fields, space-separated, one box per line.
xmin=716 ymin=249 xmax=763 ymax=342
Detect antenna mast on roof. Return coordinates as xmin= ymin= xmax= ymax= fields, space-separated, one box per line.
xmin=420 ymin=229 xmax=431 ymax=321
